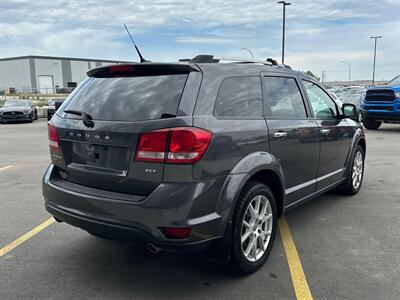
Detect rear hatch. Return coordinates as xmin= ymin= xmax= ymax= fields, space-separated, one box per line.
xmin=49 ymin=63 xmax=198 ymax=197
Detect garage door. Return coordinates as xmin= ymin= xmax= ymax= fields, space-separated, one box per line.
xmin=38 ymin=75 xmax=54 ymax=94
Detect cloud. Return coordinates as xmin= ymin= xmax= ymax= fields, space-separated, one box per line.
xmin=175 ymin=36 xmax=238 ymax=45
xmin=0 ymin=0 xmax=399 ymax=80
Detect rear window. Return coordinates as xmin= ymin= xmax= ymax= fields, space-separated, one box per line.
xmin=62 ymin=75 xmax=188 ymax=122
xmin=214 ymin=76 xmax=263 ymax=118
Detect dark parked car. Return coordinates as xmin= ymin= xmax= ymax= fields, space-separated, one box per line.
xmin=43 ymin=56 xmax=366 ymax=273
xmin=47 ymin=98 xmax=66 ymax=120
xmin=0 ymin=100 xmax=38 ymax=123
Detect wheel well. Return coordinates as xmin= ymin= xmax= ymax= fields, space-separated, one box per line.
xmin=358 ymin=138 xmax=366 ymax=154
xmin=248 ymin=170 xmax=284 ymax=217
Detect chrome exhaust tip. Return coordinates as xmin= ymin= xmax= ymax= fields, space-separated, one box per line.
xmin=147 ymin=243 xmax=162 ymax=254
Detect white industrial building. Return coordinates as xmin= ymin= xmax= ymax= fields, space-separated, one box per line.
xmin=0 ymin=55 xmax=130 ymax=93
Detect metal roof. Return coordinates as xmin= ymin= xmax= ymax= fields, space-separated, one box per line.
xmin=0 ymin=55 xmax=132 ymax=63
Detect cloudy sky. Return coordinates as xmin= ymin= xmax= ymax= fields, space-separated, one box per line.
xmin=0 ymin=0 xmax=399 ymax=81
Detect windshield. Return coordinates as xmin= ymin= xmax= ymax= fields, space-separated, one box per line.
xmin=387 ymin=75 xmax=400 ymax=86
xmin=62 ymin=75 xmax=188 ymax=122
xmin=4 ymin=101 xmax=30 ymax=107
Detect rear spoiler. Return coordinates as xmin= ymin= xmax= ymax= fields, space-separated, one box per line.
xmin=87 ymin=63 xmax=200 ymax=78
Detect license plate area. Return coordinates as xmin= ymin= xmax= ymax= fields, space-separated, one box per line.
xmin=71 ymin=142 xmax=129 ymax=171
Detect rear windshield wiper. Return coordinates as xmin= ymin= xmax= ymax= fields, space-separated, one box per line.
xmin=64 ymin=110 xmax=94 ymax=128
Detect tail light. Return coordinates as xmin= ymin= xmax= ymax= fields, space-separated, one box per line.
xmin=136 ymin=129 xmax=169 ymax=162
xmin=167 ymin=128 xmax=212 ymax=163
xmin=48 ymin=123 xmax=60 ymax=151
xmin=136 ymin=127 xmax=212 ymax=164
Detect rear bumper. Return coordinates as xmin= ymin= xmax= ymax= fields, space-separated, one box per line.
xmin=46 ymin=203 xmax=218 ymax=251
xmin=42 ymin=164 xmax=227 ymax=251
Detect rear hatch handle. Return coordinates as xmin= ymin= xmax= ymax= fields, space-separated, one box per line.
xmin=64 ymin=110 xmax=95 ymax=128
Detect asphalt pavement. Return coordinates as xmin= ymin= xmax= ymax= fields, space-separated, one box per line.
xmin=0 ymin=119 xmax=399 ymax=299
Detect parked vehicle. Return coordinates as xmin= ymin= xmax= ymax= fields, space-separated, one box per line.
xmin=42 ymin=56 xmax=366 ymax=273
xmin=361 ymin=75 xmax=400 ymax=129
xmin=0 ymin=100 xmax=38 ymax=123
xmin=47 ymin=98 xmax=66 ymax=120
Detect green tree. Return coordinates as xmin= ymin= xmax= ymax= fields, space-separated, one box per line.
xmin=305 ymin=71 xmax=320 ymax=81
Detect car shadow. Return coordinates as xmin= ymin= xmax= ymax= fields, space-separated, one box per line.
xmin=40 ymin=226 xmax=290 ymax=299
xmin=45 ymin=237 xmax=255 ymax=298
xmin=285 ymin=189 xmax=348 ymax=217
xmin=365 ymin=124 xmax=400 ymax=133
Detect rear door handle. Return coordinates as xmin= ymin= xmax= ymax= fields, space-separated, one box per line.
xmin=272 ymin=131 xmax=288 ymax=138
xmin=320 ymin=128 xmax=330 ymax=134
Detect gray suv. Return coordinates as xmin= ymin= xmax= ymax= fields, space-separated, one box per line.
xmin=42 ymin=56 xmax=366 ymax=273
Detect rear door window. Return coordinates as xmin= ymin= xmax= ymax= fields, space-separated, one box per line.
xmin=263 ymin=76 xmax=307 ymax=118
xmin=214 ymin=76 xmax=263 ymax=118
xmin=61 ymin=75 xmax=188 ymax=122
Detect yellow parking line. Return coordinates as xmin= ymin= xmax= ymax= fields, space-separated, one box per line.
xmin=0 ymin=218 xmax=55 ymax=257
xmin=279 ymin=217 xmax=313 ymax=300
xmin=0 ymin=165 xmax=13 ymax=171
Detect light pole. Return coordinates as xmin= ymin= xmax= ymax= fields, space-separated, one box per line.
xmin=340 ymin=61 xmax=351 ymax=85
xmin=370 ymin=36 xmax=382 ymax=85
xmin=241 ymin=48 xmax=255 ymax=60
xmin=278 ymin=1 xmax=291 ymax=64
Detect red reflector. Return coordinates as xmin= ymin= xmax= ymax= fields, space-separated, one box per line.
xmin=167 ymin=128 xmax=212 ymax=164
xmin=161 ymin=227 xmax=191 ymax=239
xmin=135 ymin=129 xmax=169 ymax=162
xmin=48 ymin=123 xmax=60 ymax=151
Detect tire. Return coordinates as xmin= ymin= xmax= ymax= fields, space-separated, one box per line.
xmin=362 ymin=117 xmax=381 ymax=130
xmin=29 ymin=113 xmax=34 ymax=123
xmin=230 ymin=181 xmax=277 ymax=274
xmin=338 ymin=145 xmax=365 ymax=195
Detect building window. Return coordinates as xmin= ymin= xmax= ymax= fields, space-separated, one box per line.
xmin=67 ymin=82 xmax=77 ymax=88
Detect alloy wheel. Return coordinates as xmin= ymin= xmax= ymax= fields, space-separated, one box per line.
xmin=352 ymin=151 xmax=363 ymax=189
xmin=241 ymin=195 xmax=273 ymax=262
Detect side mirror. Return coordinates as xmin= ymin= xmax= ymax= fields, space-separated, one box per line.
xmin=342 ymin=103 xmax=357 ymax=120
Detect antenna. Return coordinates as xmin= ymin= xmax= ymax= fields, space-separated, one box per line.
xmin=123 ymin=24 xmax=149 ymax=63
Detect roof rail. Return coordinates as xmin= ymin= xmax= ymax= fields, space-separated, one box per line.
xmin=188 ymin=55 xmax=220 ymax=63
xmin=182 ymin=54 xmax=274 ymax=66
xmin=266 ymin=58 xmax=278 ymax=66
xmin=266 ymin=58 xmax=293 ymax=69
xmin=179 ymin=54 xmax=293 ymax=69
xmin=281 ymin=64 xmax=292 ymax=69
xmin=216 ymin=56 xmax=273 ymax=65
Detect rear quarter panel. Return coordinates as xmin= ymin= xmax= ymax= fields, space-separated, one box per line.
xmin=191 ymin=64 xmax=270 ymax=180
